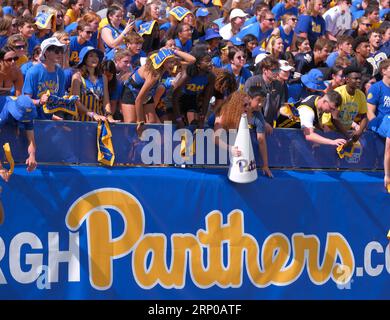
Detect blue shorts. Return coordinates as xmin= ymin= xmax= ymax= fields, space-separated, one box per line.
xmin=368 ymin=115 xmax=390 ymax=138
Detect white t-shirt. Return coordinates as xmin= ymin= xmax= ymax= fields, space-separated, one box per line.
xmin=323 ymin=5 xmax=352 ymax=36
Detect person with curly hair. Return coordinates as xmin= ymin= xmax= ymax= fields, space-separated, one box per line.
xmin=214 ymin=88 xmax=273 ymax=177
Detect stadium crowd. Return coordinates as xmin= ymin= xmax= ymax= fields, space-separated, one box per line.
xmin=0 ymin=0 xmax=389 ymax=188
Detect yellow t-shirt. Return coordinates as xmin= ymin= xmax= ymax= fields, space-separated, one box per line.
xmin=65 ymin=9 xmax=77 ymax=24
xmin=322 ymin=85 xmax=367 ymax=130
xmin=99 ymin=17 xmax=109 ymax=31
xmin=16 ymin=55 xmax=29 ymax=68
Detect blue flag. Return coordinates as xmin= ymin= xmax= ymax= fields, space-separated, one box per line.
xmin=43 ymin=92 xmax=78 ymax=116
xmin=97 ymin=121 xmax=115 ymax=166
xmin=138 ymin=20 xmax=157 ymax=36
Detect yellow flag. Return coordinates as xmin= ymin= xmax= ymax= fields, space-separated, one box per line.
xmin=2 ymin=143 xmax=14 ymax=176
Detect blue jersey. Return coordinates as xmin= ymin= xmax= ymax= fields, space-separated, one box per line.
xmin=79 ymin=75 xmax=105 ymax=121
xmin=69 ymin=36 xmax=93 ymax=65
xmin=102 ymin=24 xmax=124 ymax=56
xmin=367 ymin=80 xmax=390 ymax=118
xmin=272 ymin=2 xmax=299 ymax=22
xmin=367 ymin=42 xmax=390 ymax=76
xmin=295 ymin=14 xmax=326 ymax=47
xmin=183 ymin=74 xmax=209 ymax=96
xmin=23 ymin=63 xmax=65 ymax=119
xmin=125 ymin=68 xmax=157 ymax=101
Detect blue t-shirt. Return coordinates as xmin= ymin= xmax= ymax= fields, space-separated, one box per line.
xmin=295 ymin=14 xmax=326 ymax=47
xmin=23 ymin=63 xmax=65 ymax=119
xmin=27 ymin=36 xmax=40 ymax=57
xmin=367 ymin=80 xmax=390 ymax=118
xmin=211 ymin=56 xmax=226 ymax=68
xmin=380 ymin=8 xmax=390 ymax=19
xmin=243 ymin=16 xmax=257 ymax=28
xmin=271 ymin=3 xmax=299 ymax=22
xmin=65 ymin=22 xmax=78 ymax=34
xmin=110 ymin=80 xmax=123 ymax=101
xmin=235 ymin=22 xmax=273 ymax=44
xmin=20 ymin=61 xmax=34 ymax=77
xmin=131 ymin=50 xmax=147 ymax=68
xmin=326 ymin=52 xmax=339 ymax=68
xmin=69 ymin=36 xmax=93 ymax=65
xmin=174 ymin=38 xmax=193 ymax=53
xmin=0 ymin=35 xmax=7 ymax=50
xmin=225 ymin=64 xmax=252 ymax=91
xmin=249 ymin=111 xmax=265 ymax=134
xmin=183 ymin=74 xmax=209 ymax=96
xmin=279 ymin=25 xmax=293 ymax=49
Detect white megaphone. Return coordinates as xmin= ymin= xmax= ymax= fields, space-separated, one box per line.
xmin=228 ymin=113 xmax=258 ymax=183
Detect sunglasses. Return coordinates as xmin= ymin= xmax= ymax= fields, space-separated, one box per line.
xmin=57 ymin=15 xmax=64 ymax=18
xmin=265 ymin=18 xmax=275 ymax=22
xmin=291 ymin=18 xmax=297 ymax=22
xmin=236 ymin=55 xmax=246 ymax=60
xmin=362 ymin=23 xmax=372 ymax=27
xmin=14 ymin=45 xmax=25 ymax=50
xmin=47 ymin=47 xmax=63 ymax=54
xmin=271 ymin=68 xmax=280 ymax=73
xmin=84 ymin=30 xmax=94 ymax=35
xmin=4 ymin=56 xmax=18 ymax=62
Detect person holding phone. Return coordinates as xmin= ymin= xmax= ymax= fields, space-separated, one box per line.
xmin=101 ymin=5 xmax=134 ymax=56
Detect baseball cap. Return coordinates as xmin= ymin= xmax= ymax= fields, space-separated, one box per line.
xmin=40 ymin=37 xmax=65 ymax=60
xmin=204 ymin=28 xmax=222 ymax=41
xmin=229 ymin=9 xmax=247 ymax=21
xmin=279 ymin=60 xmax=295 ymax=72
xmin=196 ymin=8 xmax=210 ymax=17
xmin=6 ymin=95 xmax=37 ymax=122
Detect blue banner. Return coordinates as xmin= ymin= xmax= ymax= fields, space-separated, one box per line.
xmin=0 ymin=121 xmax=385 ymax=169
xmin=0 ymin=166 xmax=389 ymax=299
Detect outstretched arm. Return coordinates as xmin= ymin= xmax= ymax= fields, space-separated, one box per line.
xmin=25 ymin=129 xmax=37 ymax=172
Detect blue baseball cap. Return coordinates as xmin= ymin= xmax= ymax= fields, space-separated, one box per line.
xmin=301 ymin=69 xmax=326 ymax=91
xmin=78 ymin=46 xmax=104 ymax=67
xmin=204 ymin=28 xmax=222 ymax=41
xmin=252 ymin=46 xmax=268 ymax=58
xmin=7 ymin=95 xmax=37 ymax=122
xmin=230 ymin=35 xmax=244 ymax=46
xmin=196 ymin=8 xmax=210 ymax=17
xmin=2 ymin=6 xmax=15 ymax=16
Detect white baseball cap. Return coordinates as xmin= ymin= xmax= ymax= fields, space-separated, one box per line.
xmin=279 ymin=60 xmax=295 ymax=72
xmin=40 ymin=37 xmax=66 ymax=60
xmin=254 ymin=53 xmax=270 ymax=66
xmin=229 ymin=9 xmax=247 ymax=20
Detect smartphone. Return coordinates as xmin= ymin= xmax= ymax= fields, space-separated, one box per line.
xmin=127 ymin=13 xmax=135 ymax=22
